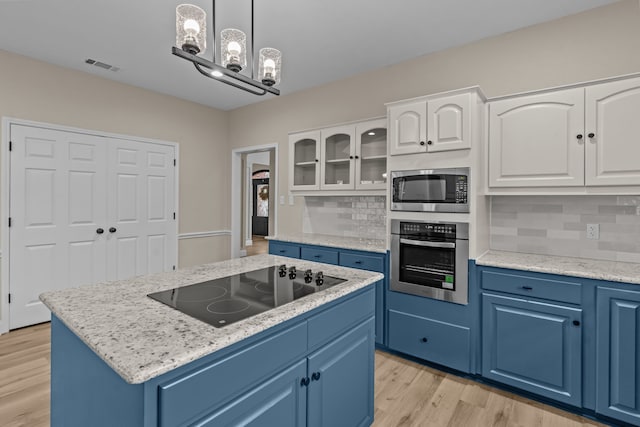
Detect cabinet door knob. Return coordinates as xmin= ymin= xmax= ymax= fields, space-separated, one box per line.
xmin=419 ymin=141 xmax=425 ymax=146
xmin=573 ymin=320 xmax=581 ymax=326
xmin=349 ymin=155 xmax=354 ymax=159
xmin=300 ymin=377 xmax=310 ymax=387
xmin=420 ymin=337 xmax=428 ymax=343
xmin=109 ymin=227 xmax=117 ymax=233
xmin=355 ymin=155 xmax=359 ymax=159
xmin=588 ymin=133 xmax=595 ymax=138
xmin=427 ymin=140 xmax=433 ymax=145
xmin=315 ymin=159 xmax=319 ymax=162
xmin=576 ymin=134 xmax=583 ymax=140
xmin=96 ymin=228 xmax=104 ymax=234
xmin=311 ymin=372 xmax=321 ymax=381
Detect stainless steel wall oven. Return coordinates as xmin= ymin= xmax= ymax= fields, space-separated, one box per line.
xmin=390 ymin=219 xmax=469 ymax=305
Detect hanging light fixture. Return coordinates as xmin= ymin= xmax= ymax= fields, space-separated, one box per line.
xmin=172 ymin=1 xmax=281 ymax=96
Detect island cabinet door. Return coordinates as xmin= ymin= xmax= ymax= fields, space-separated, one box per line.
xmin=596 ymin=287 xmax=640 ymax=425
xmin=306 ymin=318 xmax=375 ymax=427
xmin=193 ymin=359 xmax=308 ymax=427
xmin=482 ymin=293 xmax=583 ymax=407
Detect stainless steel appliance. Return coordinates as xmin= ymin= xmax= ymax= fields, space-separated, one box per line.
xmin=390 ymin=219 xmax=469 ymax=305
xmin=391 ymin=167 xmax=469 ymax=213
xmin=148 ymin=265 xmax=345 ymax=327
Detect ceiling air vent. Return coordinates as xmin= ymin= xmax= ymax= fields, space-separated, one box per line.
xmin=84 ymin=59 xmax=120 ymax=72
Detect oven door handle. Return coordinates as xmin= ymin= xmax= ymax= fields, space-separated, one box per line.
xmin=399 ymin=238 xmax=455 ymax=249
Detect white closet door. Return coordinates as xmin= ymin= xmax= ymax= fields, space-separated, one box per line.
xmin=9 ymin=125 xmax=108 ymax=329
xmin=106 ymin=139 xmax=176 ymax=281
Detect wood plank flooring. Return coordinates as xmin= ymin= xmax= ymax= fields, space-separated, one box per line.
xmin=0 ymin=323 xmax=608 ymax=427
xmin=246 ymin=235 xmax=268 ymax=256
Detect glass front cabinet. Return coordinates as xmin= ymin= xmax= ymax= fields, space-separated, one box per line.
xmin=289 ymin=130 xmax=321 ymax=190
xmin=289 ymin=118 xmax=387 ymax=192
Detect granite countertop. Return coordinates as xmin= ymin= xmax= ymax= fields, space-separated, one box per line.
xmin=477 ymin=250 xmax=640 ymax=285
xmin=39 ymin=254 xmax=383 ymax=384
xmin=266 ymin=233 xmax=387 ymax=253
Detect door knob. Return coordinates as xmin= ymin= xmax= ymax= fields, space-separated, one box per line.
xmin=576 ymin=134 xmax=583 ymax=140
xmin=588 ymin=133 xmax=595 ymax=138
xmin=109 ymin=227 xmax=117 ymax=233
xmin=96 ymin=228 xmax=104 ymax=234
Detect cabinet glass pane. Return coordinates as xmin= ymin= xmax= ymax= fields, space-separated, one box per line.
xmin=325 ymin=133 xmax=351 ymax=161
xmin=359 ymin=127 xmax=386 ymax=185
xmin=294 ymin=138 xmax=317 ymax=186
xmin=325 ymin=162 xmax=350 ymax=185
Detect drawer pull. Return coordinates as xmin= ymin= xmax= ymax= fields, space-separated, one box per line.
xmin=355 ymin=260 xmax=363 ymax=264
xmin=573 ymin=320 xmax=580 ymax=326
xmin=314 ymin=255 xmax=321 ymax=258
xmin=420 ymin=337 xmax=428 ymax=343
xmin=521 ymin=286 xmax=533 ymax=291
xmin=279 ymin=250 xmax=286 ymax=253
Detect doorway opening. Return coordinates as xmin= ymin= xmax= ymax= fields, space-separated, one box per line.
xmin=231 ymin=144 xmax=277 ymax=258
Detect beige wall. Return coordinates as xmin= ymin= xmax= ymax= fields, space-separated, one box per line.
xmin=228 ymin=0 xmax=640 ymax=235
xmin=0 ymin=50 xmax=232 ymax=266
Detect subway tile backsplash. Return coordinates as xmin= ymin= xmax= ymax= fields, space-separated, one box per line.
xmin=303 ymin=196 xmax=386 ymax=238
xmin=490 ymin=196 xmax=640 ymax=263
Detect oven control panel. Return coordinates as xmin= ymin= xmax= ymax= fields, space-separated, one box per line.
xmin=400 ymin=222 xmax=456 ymax=237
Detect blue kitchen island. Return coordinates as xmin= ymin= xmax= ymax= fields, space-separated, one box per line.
xmin=40 ymin=254 xmax=383 ymax=427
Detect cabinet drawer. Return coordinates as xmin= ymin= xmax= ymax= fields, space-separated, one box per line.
xmin=387 ymin=309 xmax=471 ymax=373
xmin=339 ymin=252 xmax=384 ymax=272
xmin=308 ymin=287 xmax=375 ymax=349
xmin=269 ymin=242 xmax=301 ymax=258
xmin=481 ymin=270 xmax=582 ymax=305
xmin=158 ymin=322 xmax=307 ymax=427
xmin=300 ymin=247 xmax=339 ymax=265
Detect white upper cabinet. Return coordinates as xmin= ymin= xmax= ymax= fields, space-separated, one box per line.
xmin=289 ymin=118 xmax=387 ymax=192
xmin=585 ymin=77 xmax=640 ymax=186
xmin=427 ymin=92 xmax=472 ymax=152
xmin=388 ymin=100 xmax=427 ymax=155
xmin=289 ymin=130 xmax=321 ymax=191
xmin=355 ymin=119 xmax=387 ymax=190
xmin=320 ymin=125 xmax=355 ymax=190
xmin=389 ymin=91 xmax=474 ymax=156
xmin=488 ymin=88 xmax=585 ymax=188
xmin=488 ymin=75 xmax=640 ymax=190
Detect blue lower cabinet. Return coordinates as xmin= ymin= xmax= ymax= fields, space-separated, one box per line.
xmin=301 ymin=247 xmax=339 ymax=265
xmin=269 ymin=241 xmax=301 ymax=258
xmin=596 ymin=286 xmax=640 ymax=425
xmin=307 ymin=319 xmax=375 ymax=427
xmin=482 ymin=293 xmax=583 ymax=407
xmin=194 ymin=360 xmax=308 ymax=427
xmin=387 ymin=309 xmax=471 ymax=373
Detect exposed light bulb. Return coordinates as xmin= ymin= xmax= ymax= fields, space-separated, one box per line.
xmin=227 ymin=41 xmax=241 ymax=55
xmin=368 ymin=131 xmax=375 ymax=136
xmin=183 ymin=18 xmax=200 ymax=34
xmin=263 ymin=58 xmax=276 ymax=72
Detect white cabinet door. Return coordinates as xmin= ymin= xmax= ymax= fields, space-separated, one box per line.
xmin=388 ymin=100 xmax=427 ymax=156
xmin=426 ymin=92 xmax=472 ymax=152
xmin=9 ymin=125 xmax=108 ymax=329
xmin=9 ymin=124 xmax=177 ymax=329
xmin=586 ymin=77 xmax=640 ymax=186
xmin=355 ymin=119 xmax=387 ymax=190
xmin=320 ymin=125 xmax=355 ymax=190
xmin=107 ymin=139 xmax=176 ymax=281
xmin=289 ymin=131 xmax=320 ymax=190
xmin=488 ymin=88 xmax=585 ymax=187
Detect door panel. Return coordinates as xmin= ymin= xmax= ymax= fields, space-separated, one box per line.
xmin=9 ymin=124 xmax=108 ymax=328
xmin=427 ymin=92 xmax=471 ymax=152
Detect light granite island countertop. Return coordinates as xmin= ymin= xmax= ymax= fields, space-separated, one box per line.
xmin=266 ymin=233 xmax=387 ymax=253
xmin=476 ymin=250 xmax=640 ymax=285
xmin=40 ymin=254 xmax=383 ymax=385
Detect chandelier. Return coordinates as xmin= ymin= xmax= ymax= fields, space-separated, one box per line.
xmin=173 ymin=1 xmax=281 ymax=96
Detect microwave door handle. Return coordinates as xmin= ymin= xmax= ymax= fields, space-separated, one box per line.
xmin=399 ymin=238 xmax=455 ymax=249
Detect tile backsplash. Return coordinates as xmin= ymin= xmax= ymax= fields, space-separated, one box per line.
xmin=303 ymin=196 xmax=386 ymax=238
xmin=490 ymin=195 xmax=640 ymax=263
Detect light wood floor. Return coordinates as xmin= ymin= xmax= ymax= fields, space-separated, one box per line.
xmin=246 ymin=235 xmax=268 ymax=256
xmin=0 ymin=323 xmax=607 ymax=427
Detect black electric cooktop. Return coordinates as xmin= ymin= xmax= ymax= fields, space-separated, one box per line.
xmin=148 ymin=265 xmax=346 ymax=328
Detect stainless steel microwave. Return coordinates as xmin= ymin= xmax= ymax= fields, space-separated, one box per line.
xmin=391 ymin=167 xmax=469 ymax=213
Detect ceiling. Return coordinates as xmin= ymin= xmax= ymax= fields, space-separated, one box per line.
xmin=0 ymin=0 xmax=618 ymax=111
